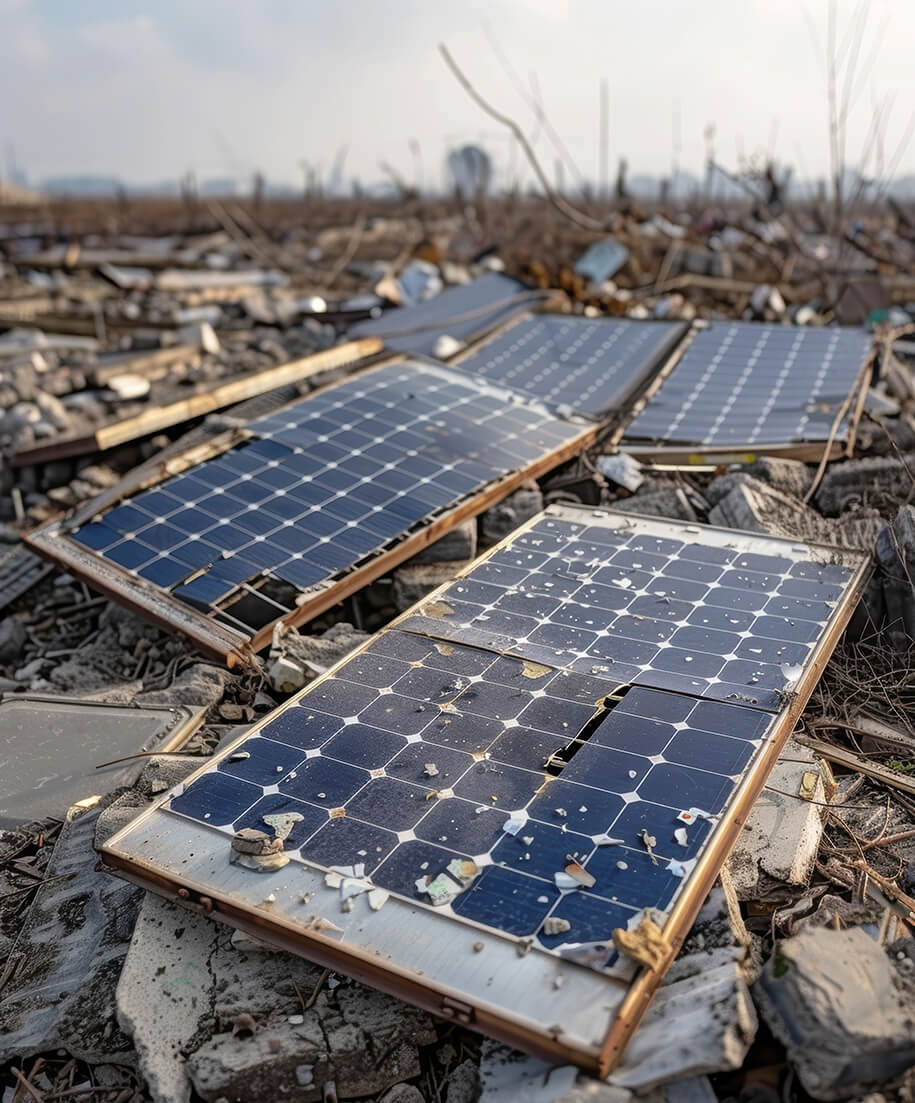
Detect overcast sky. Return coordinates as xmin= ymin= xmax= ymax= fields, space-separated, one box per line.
xmin=3 ymin=0 xmax=915 ymax=190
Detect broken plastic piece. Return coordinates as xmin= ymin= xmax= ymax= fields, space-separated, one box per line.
xmin=562 ymin=857 xmax=596 ymax=888
xmin=666 ymin=857 xmax=697 ymax=878
xmin=262 ymin=811 xmax=304 ymax=841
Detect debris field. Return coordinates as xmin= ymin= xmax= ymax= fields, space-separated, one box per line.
xmin=1 ymin=193 xmax=915 ymax=1103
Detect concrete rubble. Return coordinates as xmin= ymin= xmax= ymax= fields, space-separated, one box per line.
xmin=3 ymin=192 xmax=915 ymax=1103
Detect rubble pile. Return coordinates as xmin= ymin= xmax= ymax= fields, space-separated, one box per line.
xmin=1 ymin=195 xmax=915 ymax=1103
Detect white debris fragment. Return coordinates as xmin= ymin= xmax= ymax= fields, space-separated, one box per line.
xmin=368 ymin=888 xmax=389 ymax=911
xmin=262 ymin=812 xmax=304 ymax=841
xmin=674 ymin=827 xmax=689 ymax=847
xmin=593 ymin=834 xmax=624 ymax=846
xmin=779 ymin=662 xmax=804 ymax=686
xmin=667 ymin=857 xmax=697 ymax=878
xmin=542 ymin=916 xmax=572 ymax=935
xmin=554 ymin=872 xmax=581 ymax=891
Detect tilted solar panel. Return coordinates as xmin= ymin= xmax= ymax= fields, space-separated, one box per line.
xmin=622 ymin=322 xmax=873 ymax=458
xmin=102 ymin=505 xmax=868 ymax=1072
xmin=348 ymin=273 xmax=537 ymax=357
xmin=48 ymin=359 xmax=588 ymax=653
xmin=451 ymin=314 xmax=686 ymax=418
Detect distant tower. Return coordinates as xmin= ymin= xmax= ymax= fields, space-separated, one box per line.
xmin=447 ymin=145 xmax=492 ymax=200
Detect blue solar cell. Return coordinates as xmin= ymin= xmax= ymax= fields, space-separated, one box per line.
xmin=259 ymin=706 xmax=342 ymax=750
xmin=344 ymin=777 xmax=434 ymax=831
xmin=170 ymin=772 xmax=261 ymax=827
xmin=299 ymin=816 xmax=397 ymax=873
xmin=585 ymin=845 xmax=681 ymax=910
xmin=218 ymin=736 xmax=306 ymax=786
xmin=279 ymin=757 xmax=369 ymax=806
xmin=415 ymin=798 xmax=509 ymax=855
xmin=453 ymin=865 xmax=559 ymax=936
xmin=536 ymin=892 xmax=634 ymax=952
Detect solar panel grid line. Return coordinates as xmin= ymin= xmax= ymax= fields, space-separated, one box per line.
xmin=617 ymin=321 xmax=875 ymax=463
xmin=100 ymin=505 xmax=869 ymax=1073
xmin=449 ymin=312 xmax=688 ymax=419
xmin=390 ymin=506 xmax=867 ymax=714
xmin=25 ymin=357 xmax=597 ymax=662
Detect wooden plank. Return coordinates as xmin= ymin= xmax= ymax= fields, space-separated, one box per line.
xmin=90 ymin=343 xmax=200 ymax=385
xmin=793 ymin=735 xmax=915 ymax=798
xmin=13 ymin=338 xmax=383 ymax=465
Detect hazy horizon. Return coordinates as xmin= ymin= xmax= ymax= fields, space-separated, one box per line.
xmin=3 ymin=0 xmax=915 ymax=193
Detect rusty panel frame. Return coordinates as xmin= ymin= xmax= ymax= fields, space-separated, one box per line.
xmin=100 ymin=504 xmax=870 ymax=1074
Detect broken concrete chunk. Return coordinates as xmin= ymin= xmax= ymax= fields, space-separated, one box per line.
xmin=597 ymin=453 xmax=644 ymax=492
xmin=727 ymin=739 xmax=828 ymax=898
xmin=230 ymin=827 xmax=289 ymax=872
xmin=612 ymin=488 xmax=697 ymax=523
xmin=754 ymin=926 xmax=915 ymax=1100
xmin=392 ymin=561 xmax=465 ymax=611
xmin=409 ymin=518 xmax=477 ymax=564
xmin=480 ymin=482 xmax=544 ymax=544
xmin=609 ymin=960 xmax=757 ymax=1090
xmin=0 ymin=797 xmax=141 ymax=1067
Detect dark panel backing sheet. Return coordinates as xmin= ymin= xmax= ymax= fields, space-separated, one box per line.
xmin=27 ymin=359 xmax=589 ymax=658
xmin=452 ymin=314 xmax=686 ymax=418
xmin=102 ymin=505 xmax=868 ymax=1073
xmin=621 ymin=321 xmax=874 ymax=457
xmin=347 ymin=273 xmax=539 ymax=357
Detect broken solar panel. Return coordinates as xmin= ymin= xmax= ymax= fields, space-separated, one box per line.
xmin=62 ymin=360 xmax=585 ymax=638
xmin=452 ymin=314 xmax=686 ymax=418
xmin=398 ymin=510 xmax=865 ymax=711
xmin=622 ymin=322 xmax=873 ymax=454
xmin=101 ymin=506 xmax=867 ymax=1071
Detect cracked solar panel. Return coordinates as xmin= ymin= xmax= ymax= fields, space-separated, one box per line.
xmin=58 ymin=359 xmax=586 ymax=643
xmin=451 ymin=315 xmax=686 ymax=418
xmin=622 ymin=322 xmax=873 ymax=452
xmin=399 ymin=511 xmax=860 ymax=712
xmin=102 ymin=505 xmax=867 ymax=1071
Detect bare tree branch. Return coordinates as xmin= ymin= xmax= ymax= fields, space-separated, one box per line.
xmin=480 ymin=20 xmax=585 ymax=190
xmin=439 ymin=43 xmax=608 ymax=233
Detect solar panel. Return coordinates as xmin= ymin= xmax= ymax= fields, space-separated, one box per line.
xmin=31 ymin=359 xmax=590 ymax=657
xmin=101 ymin=505 xmax=867 ymax=1072
xmin=452 ymin=315 xmax=686 ymax=419
xmin=348 ymin=274 xmax=539 ymax=357
xmin=622 ymin=322 xmax=873 ymax=457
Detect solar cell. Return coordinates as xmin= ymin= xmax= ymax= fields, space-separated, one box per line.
xmin=102 ymin=505 xmax=866 ymax=1070
xmin=622 ymin=321 xmax=873 ymax=453
xmin=64 ymin=359 xmax=586 ymax=640
xmin=451 ymin=314 xmax=686 ymax=418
